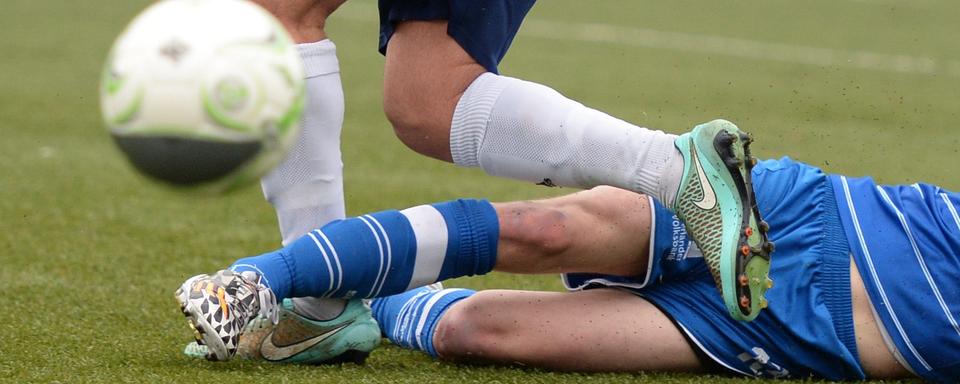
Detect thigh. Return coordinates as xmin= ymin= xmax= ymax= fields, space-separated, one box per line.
xmin=380 ymin=0 xmax=535 ymax=160
xmin=382 ymin=20 xmax=484 ymax=161
xmin=435 ymin=288 xmax=705 ymax=372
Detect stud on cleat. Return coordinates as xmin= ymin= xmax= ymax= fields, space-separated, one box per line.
xmin=749 ymin=157 xmax=758 ymax=167
xmin=744 ymin=227 xmax=753 ymax=237
xmin=759 ymin=220 xmax=770 ymax=233
xmin=739 ymin=295 xmax=751 ymax=309
xmin=766 ymin=278 xmax=774 ymax=289
xmin=741 ymin=245 xmax=751 ymax=256
xmin=738 ymin=274 xmax=749 ymax=287
xmin=760 ymin=298 xmax=768 ymax=309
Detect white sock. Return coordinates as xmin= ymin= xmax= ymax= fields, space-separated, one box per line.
xmin=260 ymin=39 xmax=347 ymax=319
xmin=450 ymin=73 xmax=683 ymax=206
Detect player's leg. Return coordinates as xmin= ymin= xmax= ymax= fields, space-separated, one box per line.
xmin=370 ymin=263 xmax=908 ymax=377
xmin=230 ymin=186 xmax=653 ymax=300
xmin=380 ymin=5 xmax=771 ymax=320
xmin=373 ymin=286 xmax=705 ymax=372
xmin=176 ymin=187 xmax=659 ymax=360
xmin=210 ymin=0 xmax=379 ymax=363
xmin=256 ymin=0 xmax=350 ymax=323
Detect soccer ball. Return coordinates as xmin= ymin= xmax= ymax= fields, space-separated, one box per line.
xmin=100 ymin=0 xmax=304 ymax=193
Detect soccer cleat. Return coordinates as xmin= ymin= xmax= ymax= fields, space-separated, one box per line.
xmin=175 ymin=269 xmax=279 ymax=361
xmin=672 ymin=119 xmax=774 ymax=322
xmin=184 ymin=298 xmax=380 ymax=364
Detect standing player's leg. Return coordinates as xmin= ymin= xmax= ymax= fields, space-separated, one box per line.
xmin=380 ymin=5 xmax=770 ymax=320
xmin=192 ymin=0 xmax=380 ymax=363
xmin=256 ymin=0 xmax=348 ymax=314
xmin=176 ymin=187 xmax=659 ymax=360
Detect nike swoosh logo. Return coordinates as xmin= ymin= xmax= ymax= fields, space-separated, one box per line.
xmin=691 ymin=150 xmax=718 ymax=210
xmin=259 ymin=322 xmax=352 ymax=361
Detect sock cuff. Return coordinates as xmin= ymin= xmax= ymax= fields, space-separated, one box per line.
xmin=458 ymin=199 xmax=499 ymax=276
xmin=297 ymin=39 xmax=340 ymax=78
xmin=433 ymin=199 xmax=500 ymax=277
xmin=450 ymin=72 xmax=509 ymax=167
xmin=421 ymin=288 xmax=475 ymax=357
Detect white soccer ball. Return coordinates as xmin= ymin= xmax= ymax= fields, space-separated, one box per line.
xmin=100 ymin=0 xmax=304 ymax=192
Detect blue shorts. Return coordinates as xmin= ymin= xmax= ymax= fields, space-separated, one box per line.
xmin=565 ymin=158 xmax=863 ymax=380
xmin=378 ymin=0 xmax=537 ymax=73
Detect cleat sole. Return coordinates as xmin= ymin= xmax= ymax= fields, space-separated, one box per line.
xmin=716 ymin=123 xmax=773 ymax=321
xmin=676 ymin=120 xmax=774 ymax=322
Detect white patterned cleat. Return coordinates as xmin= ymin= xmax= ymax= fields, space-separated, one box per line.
xmin=174 ymin=269 xmax=279 ymax=361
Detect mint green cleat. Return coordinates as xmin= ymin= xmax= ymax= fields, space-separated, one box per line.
xmin=184 ymin=298 xmax=380 ymax=364
xmin=673 ymin=119 xmax=774 ymax=322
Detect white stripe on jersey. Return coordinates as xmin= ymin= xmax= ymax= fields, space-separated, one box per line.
xmin=400 ymin=205 xmax=450 ymax=291
xmin=307 ymin=231 xmax=336 ymax=296
xmin=877 ymin=187 xmax=960 ymax=339
xmin=941 ymin=193 xmax=960 ymax=234
xmin=357 ymin=216 xmax=387 ymax=298
xmin=840 ymin=177 xmax=932 ymax=371
xmin=911 ymin=183 xmax=925 ymax=199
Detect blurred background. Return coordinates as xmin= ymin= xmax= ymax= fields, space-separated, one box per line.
xmin=1 ymin=0 xmax=955 ymax=382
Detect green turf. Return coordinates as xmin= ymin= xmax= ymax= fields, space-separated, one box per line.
xmin=0 ymin=0 xmax=949 ymax=382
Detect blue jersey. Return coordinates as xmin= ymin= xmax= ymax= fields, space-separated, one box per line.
xmin=833 ymin=175 xmax=960 ymax=382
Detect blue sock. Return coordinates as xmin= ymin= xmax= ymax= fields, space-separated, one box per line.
xmin=371 ymin=286 xmax=475 ymax=357
xmin=230 ymin=199 xmax=498 ymax=300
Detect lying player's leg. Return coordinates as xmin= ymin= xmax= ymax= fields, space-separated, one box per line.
xmin=379 ymin=4 xmax=771 ymax=320
xmin=175 ymin=187 xmax=659 ymax=360
xmin=371 ymin=158 xmax=916 ymax=380
xmin=375 ymin=287 xmax=707 ymax=372
xmin=372 ymin=270 xmax=907 ymax=379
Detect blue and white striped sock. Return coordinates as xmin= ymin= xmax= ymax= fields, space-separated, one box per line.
xmin=371 ymin=286 xmax=475 ymax=357
xmin=230 ymin=199 xmax=498 ymax=300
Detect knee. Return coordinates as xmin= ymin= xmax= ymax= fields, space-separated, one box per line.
xmin=382 ymin=21 xmax=486 ymax=161
xmin=432 ymin=291 xmax=511 ymax=359
xmin=381 ymin=81 xmax=446 ymax=158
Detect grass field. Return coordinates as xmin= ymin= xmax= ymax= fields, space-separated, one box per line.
xmin=1 ymin=0 xmax=954 ymax=382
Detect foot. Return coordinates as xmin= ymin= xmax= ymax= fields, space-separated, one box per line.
xmin=672 ymin=119 xmax=774 ymax=321
xmin=184 ymin=298 xmax=380 ymax=364
xmin=175 ymin=269 xmax=279 ymax=361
